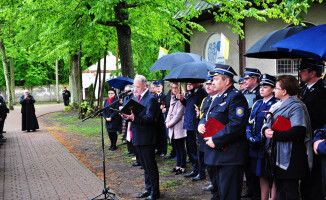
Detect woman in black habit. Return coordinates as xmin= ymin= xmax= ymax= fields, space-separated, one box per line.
xmin=20 ymin=90 xmax=39 ymax=132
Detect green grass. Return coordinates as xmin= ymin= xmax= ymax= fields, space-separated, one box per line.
xmin=48 ymin=112 xmax=103 ymax=137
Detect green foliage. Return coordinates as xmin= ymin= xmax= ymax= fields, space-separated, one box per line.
xmin=207 ymin=0 xmax=321 ymax=38
xmin=64 ymin=106 xmax=72 ymax=112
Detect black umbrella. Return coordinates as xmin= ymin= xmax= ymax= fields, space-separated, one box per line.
xmin=150 ymin=52 xmax=208 ymax=71
xmin=244 ymin=26 xmax=312 ymax=59
xmin=163 ymin=61 xmax=214 ymax=83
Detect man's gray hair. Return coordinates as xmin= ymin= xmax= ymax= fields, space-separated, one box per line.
xmin=134 ymin=75 xmax=148 ymax=86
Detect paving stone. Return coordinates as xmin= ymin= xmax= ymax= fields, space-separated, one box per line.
xmin=0 ymin=104 xmax=120 ymax=200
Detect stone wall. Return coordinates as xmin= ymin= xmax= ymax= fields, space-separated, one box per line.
xmin=2 ymin=84 xmax=69 ymax=103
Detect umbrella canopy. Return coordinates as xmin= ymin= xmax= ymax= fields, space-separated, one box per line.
xmin=107 ymin=77 xmax=134 ymax=90
xmin=244 ymin=26 xmax=312 ymax=59
xmin=272 ymin=24 xmax=326 ymax=61
xmin=150 ymin=52 xmax=207 ymax=71
xmin=163 ymin=61 xmax=214 ymax=83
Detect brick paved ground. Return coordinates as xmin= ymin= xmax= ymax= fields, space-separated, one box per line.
xmin=0 ymin=103 xmax=120 ymax=200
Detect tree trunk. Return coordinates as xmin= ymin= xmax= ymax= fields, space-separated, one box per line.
xmin=9 ymin=57 xmax=15 ymax=107
xmin=114 ymin=2 xmax=134 ymax=78
xmin=99 ymin=49 xmax=107 ymax=106
xmin=0 ymin=39 xmax=13 ymax=110
xmin=90 ymin=56 xmax=100 ymax=107
xmin=78 ymin=44 xmax=83 ymax=102
xmin=116 ymin=25 xmax=134 ymax=78
xmin=69 ymin=53 xmax=82 ymax=109
xmin=55 ymin=59 xmax=59 ymax=103
xmin=97 ymin=56 xmax=102 ymax=108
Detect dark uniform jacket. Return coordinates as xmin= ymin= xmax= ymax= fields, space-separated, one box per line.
xmin=103 ymin=97 xmax=122 ymax=132
xmin=246 ymin=97 xmax=278 ymax=158
xmin=200 ymin=86 xmax=249 ymax=166
xmin=154 ymin=92 xmax=166 ymax=104
xmin=300 ymin=79 xmax=326 ymax=132
xmin=198 ymin=96 xmax=213 ymax=152
xmin=62 ymin=90 xmax=71 ymax=100
xmin=130 ymin=90 xmax=159 ymax=146
xmin=199 ymin=86 xmax=249 ymax=166
xmin=243 ymin=85 xmax=262 ymax=100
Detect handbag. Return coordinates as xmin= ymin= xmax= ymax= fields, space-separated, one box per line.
xmin=271 ymin=115 xmax=291 ymax=132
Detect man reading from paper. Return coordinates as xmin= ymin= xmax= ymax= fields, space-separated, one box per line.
xmin=121 ymin=75 xmax=160 ymax=200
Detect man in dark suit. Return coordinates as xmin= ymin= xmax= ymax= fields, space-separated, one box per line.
xmin=121 ymin=75 xmax=160 ymax=200
xmin=299 ymin=59 xmax=326 ymax=200
xmin=198 ymin=64 xmax=249 ymax=200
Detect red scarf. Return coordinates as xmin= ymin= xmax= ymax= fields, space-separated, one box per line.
xmin=108 ymin=96 xmax=114 ymax=105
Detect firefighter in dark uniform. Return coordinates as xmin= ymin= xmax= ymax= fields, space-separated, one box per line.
xmin=243 ymin=68 xmax=262 ymax=100
xmin=62 ymin=87 xmax=71 ymax=106
xmin=196 ymin=76 xmax=217 ymax=190
xmin=198 ymin=64 xmax=249 ymax=200
xmin=298 ymin=58 xmax=326 ymax=200
xmin=242 ymin=67 xmax=262 ymax=199
xmin=153 ymin=81 xmax=167 ymax=157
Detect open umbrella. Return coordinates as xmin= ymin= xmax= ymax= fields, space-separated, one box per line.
xmin=272 ymin=24 xmax=326 ymax=61
xmin=244 ymin=26 xmax=312 ymax=59
xmin=107 ymin=77 xmax=134 ymax=90
xmin=163 ymin=61 xmax=214 ymax=83
xmin=150 ymin=52 xmax=208 ymax=71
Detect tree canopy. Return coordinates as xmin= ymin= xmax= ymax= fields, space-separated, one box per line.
xmin=0 ymin=0 xmax=322 ymax=90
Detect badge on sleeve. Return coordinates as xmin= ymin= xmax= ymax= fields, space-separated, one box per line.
xmin=236 ymin=107 xmax=244 ymax=117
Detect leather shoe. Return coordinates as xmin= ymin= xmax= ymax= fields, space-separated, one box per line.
xmin=136 ymin=190 xmax=150 ymax=198
xmin=132 ymin=162 xmax=141 ymax=167
xmin=170 ymin=167 xmax=178 ymax=172
xmin=1 ymin=137 xmax=7 ymax=142
xmin=241 ymin=191 xmax=252 ymax=198
xmin=145 ymin=193 xmax=160 ymax=200
xmin=175 ymin=168 xmax=186 ymax=175
xmin=2 ymin=131 xmax=6 ymax=133
xmin=192 ymin=174 xmax=206 ymax=181
xmin=184 ymin=171 xmax=198 ymax=178
xmin=202 ymin=184 xmax=213 ymax=191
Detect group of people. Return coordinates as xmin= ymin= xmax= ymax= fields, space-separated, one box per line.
xmin=104 ymin=58 xmax=326 ymax=200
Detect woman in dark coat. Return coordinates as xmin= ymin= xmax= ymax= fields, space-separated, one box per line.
xmin=246 ymin=74 xmax=278 ymax=200
xmin=20 ymin=90 xmax=39 ymax=132
xmin=103 ymin=89 xmax=121 ymax=151
xmin=262 ymin=75 xmax=312 ymax=200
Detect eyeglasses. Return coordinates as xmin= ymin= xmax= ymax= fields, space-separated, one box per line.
xmin=108 ymin=93 xmax=115 ymax=95
xmin=274 ymin=87 xmax=284 ymax=90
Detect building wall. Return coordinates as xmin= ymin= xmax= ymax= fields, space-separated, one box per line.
xmin=2 ymin=84 xmax=68 ymax=103
xmin=190 ymin=3 xmax=326 ymax=77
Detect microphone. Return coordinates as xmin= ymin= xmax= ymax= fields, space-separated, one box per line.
xmin=120 ymin=88 xmax=134 ymax=96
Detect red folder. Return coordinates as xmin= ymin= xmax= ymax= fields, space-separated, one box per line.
xmin=271 ymin=115 xmax=291 ymax=132
xmin=200 ymin=117 xmax=225 ymax=138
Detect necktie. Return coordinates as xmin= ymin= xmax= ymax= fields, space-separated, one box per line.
xmin=137 ymin=95 xmax=141 ymax=102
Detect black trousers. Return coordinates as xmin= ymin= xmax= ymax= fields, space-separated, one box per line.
xmin=63 ymin=98 xmax=69 ymax=106
xmin=275 ymin=179 xmax=299 ymax=200
xmin=186 ymin=130 xmax=198 ymax=173
xmin=0 ymin=118 xmax=4 ymax=139
xmin=107 ymin=131 xmax=117 ymax=148
xmin=300 ymin=154 xmax=324 ymax=200
xmin=173 ymin=138 xmax=186 ymax=168
xmin=207 ymin=165 xmax=243 ymax=200
xmin=135 ymin=145 xmax=160 ymax=196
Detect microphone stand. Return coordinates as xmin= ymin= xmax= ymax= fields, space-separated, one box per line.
xmin=82 ymin=98 xmax=124 ymax=200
